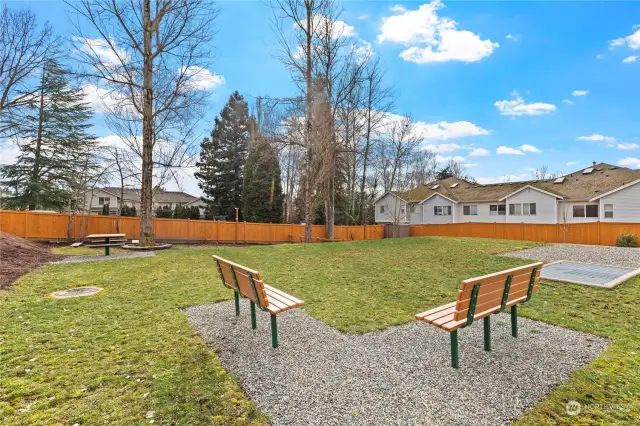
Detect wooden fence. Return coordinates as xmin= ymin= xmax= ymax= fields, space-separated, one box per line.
xmin=0 ymin=210 xmax=385 ymax=244
xmin=410 ymin=222 xmax=640 ymax=247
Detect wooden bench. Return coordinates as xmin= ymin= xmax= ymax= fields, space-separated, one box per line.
xmin=86 ymin=233 xmax=126 ymax=256
xmin=213 ymin=255 xmax=304 ymax=348
xmin=416 ymin=262 xmax=543 ymax=368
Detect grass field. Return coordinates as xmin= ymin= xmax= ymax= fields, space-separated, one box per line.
xmin=1 ymin=237 xmax=639 ymax=424
xmin=51 ymin=246 xmax=125 ymax=256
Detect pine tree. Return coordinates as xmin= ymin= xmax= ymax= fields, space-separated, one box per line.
xmin=0 ymin=59 xmax=97 ymax=210
xmin=241 ymin=137 xmax=283 ymax=223
xmin=194 ymin=91 xmax=251 ymax=220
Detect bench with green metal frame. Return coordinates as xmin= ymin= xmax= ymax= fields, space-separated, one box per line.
xmin=415 ymin=262 xmax=543 ymax=369
xmin=213 ymin=255 xmax=304 ymax=348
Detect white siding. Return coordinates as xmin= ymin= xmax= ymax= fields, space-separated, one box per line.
xmin=600 ymin=181 xmax=640 ymax=222
xmin=557 ymin=202 xmax=600 ymax=223
xmin=374 ymin=193 xmax=408 ymax=223
xmin=505 ymin=188 xmax=558 ymax=224
xmin=421 ymin=194 xmax=454 ymax=224
xmin=407 ymin=203 xmax=423 ymax=224
xmin=455 ymin=202 xmax=507 ymax=223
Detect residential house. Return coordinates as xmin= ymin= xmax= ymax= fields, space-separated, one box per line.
xmin=375 ymin=162 xmax=640 ymax=225
xmin=84 ymin=187 xmax=206 ymax=217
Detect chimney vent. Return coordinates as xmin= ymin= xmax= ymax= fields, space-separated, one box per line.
xmin=592 ymin=161 xmax=597 ymax=166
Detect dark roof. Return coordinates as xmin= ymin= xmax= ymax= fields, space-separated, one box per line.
xmin=391 ymin=163 xmax=640 ymax=203
xmin=100 ymin=187 xmax=200 ymax=203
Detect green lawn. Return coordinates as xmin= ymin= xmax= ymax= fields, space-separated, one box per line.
xmin=1 ymin=237 xmax=639 ymax=424
xmin=51 ymin=246 xmax=125 ymax=256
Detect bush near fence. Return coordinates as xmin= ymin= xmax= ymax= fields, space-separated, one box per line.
xmin=410 ymin=222 xmax=640 ymax=247
xmin=0 ymin=210 xmax=385 ymax=244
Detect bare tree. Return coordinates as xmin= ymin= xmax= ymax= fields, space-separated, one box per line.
xmin=68 ymin=0 xmax=218 ymax=246
xmin=0 ymin=6 xmax=57 ymax=137
xmin=532 ymin=165 xmax=560 ymax=180
xmin=376 ymin=114 xmax=423 ymax=192
xmin=359 ymin=58 xmax=393 ymax=226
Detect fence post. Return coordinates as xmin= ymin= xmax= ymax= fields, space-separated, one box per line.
xmin=24 ymin=210 xmax=28 ymax=239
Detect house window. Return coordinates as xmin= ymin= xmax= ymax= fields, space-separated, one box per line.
xmin=574 ymin=205 xmax=598 ymax=218
xmin=509 ymin=203 xmax=536 ymax=216
xmin=490 ymin=204 xmax=506 ymax=216
xmin=433 ymin=206 xmax=452 ymax=216
xmin=98 ymin=197 xmax=110 ymax=205
xmin=604 ymin=204 xmax=614 ymax=218
xmin=463 ymin=205 xmax=478 ymax=216
xmin=400 ymin=206 xmax=405 ymax=215
xmin=379 ymin=205 xmax=385 ymax=214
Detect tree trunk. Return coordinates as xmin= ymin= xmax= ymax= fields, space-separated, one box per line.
xmin=29 ymin=67 xmax=46 ymax=210
xmin=303 ymin=3 xmax=313 ymax=243
xmin=139 ymin=0 xmax=155 ymax=246
xmin=359 ymin=86 xmax=374 ymax=226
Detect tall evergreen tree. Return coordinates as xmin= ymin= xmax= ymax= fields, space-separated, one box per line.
xmin=0 ymin=59 xmax=97 ymax=210
xmin=195 ymin=91 xmax=251 ymax=220
xmin=242 ymin=137 xmax=283 ymax=223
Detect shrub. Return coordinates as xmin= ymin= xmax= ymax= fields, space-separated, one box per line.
xmin=616 ymin=234 xmax=638 ymax=248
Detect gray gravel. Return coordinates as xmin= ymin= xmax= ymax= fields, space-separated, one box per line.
xmin=187 ymin=300 xmax=608 ymax=426
xmin=52 ymin=251 xmax=155 ymax=264
xmin=500 ymin=243 xmax=640 ymax=268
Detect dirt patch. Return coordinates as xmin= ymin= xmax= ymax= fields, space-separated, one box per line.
xmin=0 ymin=232 xmax=62 ymax=289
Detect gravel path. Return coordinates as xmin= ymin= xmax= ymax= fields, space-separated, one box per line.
xmin=187 ymin=300 xmax=608 ymax=426
xmin=500 ymin=243 xmax=640 ymax=268
xmin=52 ymin=251 xmax=156 ymax=264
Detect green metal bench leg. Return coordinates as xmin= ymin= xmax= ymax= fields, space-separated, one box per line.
xmin=234 ymin=292 xmax=240 ymax=316
xmin=511 ymin=305 xmax=518 ymax=338
xmin=450 ymin=330 xmax=459 ymax=369
xmin=105 ymin=246 xmax=110 ymax=256
xmin=483 ymin=316 xmax=491 ymax=351
xmin=250 ymin=301 xmax=257 ymax=329
xmin=271 ymin=314 xmax=278 ymax=348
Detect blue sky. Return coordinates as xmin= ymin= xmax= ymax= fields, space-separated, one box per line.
xmin=3 ymin=0 xmax=640 ymax=193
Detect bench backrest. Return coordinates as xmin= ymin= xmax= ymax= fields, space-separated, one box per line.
xmin=213 ymin=255 xmax=269 ymax=309
xmin=453 ymin=262 xmax=543 ymax=323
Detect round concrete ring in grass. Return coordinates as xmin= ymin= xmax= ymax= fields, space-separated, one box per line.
xmin=51 ymin=286 xmax=103 ymax=299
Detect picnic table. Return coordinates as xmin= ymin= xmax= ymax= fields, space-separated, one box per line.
xmin=86 ymin=233 xmax=126 ymax=256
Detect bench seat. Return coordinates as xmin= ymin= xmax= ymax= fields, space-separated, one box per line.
xmin=265 ymin=284 xmax=303 ymax=314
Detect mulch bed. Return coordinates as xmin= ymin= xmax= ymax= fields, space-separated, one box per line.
xmin=0 ymin=232 xmax=62 ymax=290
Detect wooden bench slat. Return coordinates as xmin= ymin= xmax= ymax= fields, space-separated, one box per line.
xmin=415 ymin=301 xmax=457 ymax=320
xmin=265 ymin=289 xmax=297 ymax=308
xmin=421 ymin=306 xmax=457 ymax=323
xmin=264 ymin=284 xmax=303 ymax=305
xmin=457 ymin=269 xmax=537 ymax=300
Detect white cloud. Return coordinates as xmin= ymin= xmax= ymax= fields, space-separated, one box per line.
xmin=469 ymin=148 xmax=490 ymax=157
xmin=477 ymin=174 xmax=529 ymax=184
xmin=623 ymin=55 xmax=638 ymax=63
xmin=357 ymin=14 xmax=370 ymax=20
xmin=617 ymin=143 xmax=639 ymax=150
xmin=416 ymin=120 xmax=489 ymax=140
xmin=619 ymin=157 xmax=640 ymax=168
xmin=596 ymin=54 xmax=604 ymax=59
xmin=494 ymin=93 xmax=556 ymax=117
xmin=611 ymin=27 xmax=640 ymax=50
xmin=435 ymin=154 xmax=466 ymax=163
xmin=572 ymin=90 xmax=589 ymax=96
xmin=181 ymin=66 xmax=225 ymax=90
xmin=390 ymin=5 xmax=406 ymax=12
xmin=562 ymin=99 xmax=574 ymax=105
xmin=96 ymin=135 xmax=132 ymax=150
xmin=0 ymin=140 xmax=21 ymax=165
xmin=520 ymin=144 xmax=542 ymax=153
xmin=424 ymin=143 xmax=461 ymax=153
xmin=377 ymin=1 xmax=498 ymax=63
xmin=465 ymin=163 xmax=479 ymax=168
xmin=577 ymin=134 xmax=615 ymax=142
xmin=496 ymin=146 xmax=524 ymax=155
xmin=351 ymin=40 xmax=374 ymax=60
xmin=75 ymin=37 xmax=127 ymax=66
xmin=566 ymin=161 xmax=578 ymax=166
xmin=82 ymin=84 xmax=124 ymax=113
xmin=301 ymin=15 xmax=356 ymax=39
xmin=505 ymin=34 xmax=520 ymax=41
